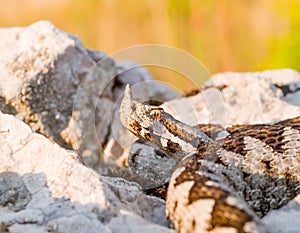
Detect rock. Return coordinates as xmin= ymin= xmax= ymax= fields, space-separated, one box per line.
xmin=0 ymin=111 xmax=174 ymax=233
xmin=0 ymin=20 xmax=113 ymax=167
xmin=262 ymin=194 xmax=300 ymax=233
xmin=162 ymin=69 xmax=300 ymax=127
xmin=0 ymin=21 xmax=178 ymax=168
xmin=114 ymin=61 xmax=179 ymax=103
xmin=0 ymin=172 xmax=31 ymax=212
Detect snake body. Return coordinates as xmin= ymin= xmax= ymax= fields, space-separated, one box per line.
xmin=120 ymin=85 xmax=300 ymax=233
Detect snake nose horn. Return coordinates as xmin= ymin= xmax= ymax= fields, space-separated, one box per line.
xmin=119 ymin=84 xmax=134 ymax=127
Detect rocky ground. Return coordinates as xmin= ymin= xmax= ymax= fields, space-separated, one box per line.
xmin=0 ymin=21 xmax=300 ymax=233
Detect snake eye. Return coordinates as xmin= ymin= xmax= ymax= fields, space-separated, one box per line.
xmin=150 ymin=108 xmax=163 ymax=120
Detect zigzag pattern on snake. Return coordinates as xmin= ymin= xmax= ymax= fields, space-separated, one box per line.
xmin=119 ymin=85 xmax=300 ymax=233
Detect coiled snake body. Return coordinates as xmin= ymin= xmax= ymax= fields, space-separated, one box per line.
xmin=120 ymin=85 xmax=300 ymax=233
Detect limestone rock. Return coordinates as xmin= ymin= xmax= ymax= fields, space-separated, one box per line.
xmin=262 ymin=194 xmax=300 ymax=233
xmin=0 ymin=112 xmax=174 ymax=233
xmin=0 ymin=20 xmax=114 ymax=167
xmin=0 ymin=21 xmax=178 ymax=168
xmin=162 ymin=69 xmax=300 ymax=127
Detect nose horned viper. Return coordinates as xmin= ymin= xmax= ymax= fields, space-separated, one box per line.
xmin=119 ymin=85 xmax=300 ymax=233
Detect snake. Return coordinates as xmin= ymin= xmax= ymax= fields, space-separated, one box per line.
xmin=119 ymin=84 xmax=300 ymax=233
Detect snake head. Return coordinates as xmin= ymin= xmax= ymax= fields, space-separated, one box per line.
xmin=120 ymin=84 xmax=212 ymax=158
xmin=120 ymin=84 xmax=163 ymax=140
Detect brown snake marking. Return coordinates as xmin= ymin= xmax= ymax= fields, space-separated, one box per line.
xmin=120 ymin=85 xmax=300 ymax=233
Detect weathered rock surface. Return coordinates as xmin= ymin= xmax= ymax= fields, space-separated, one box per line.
xmin=162 ymin=69 xmax=300 ymax=127
xmin=0 ymin=112 xmax=174 ymax=233
xmin=263 ymin=194 xmax=300 ymax=233
xmin=0 ymin=21 xmax=178 ymax=168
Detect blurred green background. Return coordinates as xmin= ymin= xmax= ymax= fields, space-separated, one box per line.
xmin=1 ymin=0 xmax=299 ymax=91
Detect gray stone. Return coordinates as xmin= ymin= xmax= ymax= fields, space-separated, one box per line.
xmin=162 ymin=69 xmax=300 ymax=127
xmin=0 ymin=21 xmax=178 ymax=168
xmin=0 ymin=172 xmax=31 ymax=211
xmin=0 ymin=111 xmax=174 ymax=233
xmin=0 ymin=20 xmax=113 ymax=167
xmin=262 ymin=195 xmax=300 ymax=233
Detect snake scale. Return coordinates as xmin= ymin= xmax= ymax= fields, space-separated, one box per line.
xmin=119 ymin=85 xmax=300 ymax=233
